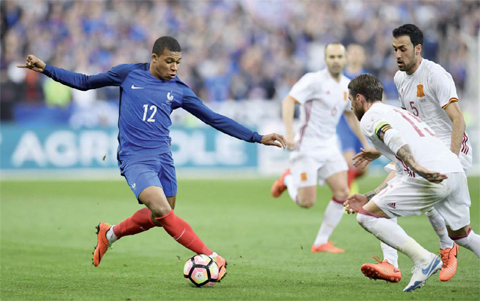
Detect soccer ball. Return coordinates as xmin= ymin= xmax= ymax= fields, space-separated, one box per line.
xmin=183 ymin=254 xmax=219 ymax=287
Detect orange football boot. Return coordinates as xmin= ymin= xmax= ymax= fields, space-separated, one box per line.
xmin=361 ymin=256 xmax=401 ymax=283
xmin=93 ymin=222 xmax=112 ymax=267
xmin=311 ymin=241 xmax=345 ymax=253
xmin=213 ymin=255 xmax=228 ymax=282
xmin=271 ymin=169 xmax=291 ymax=198
xmin=439 ymin=242 xmax=459 ymax=281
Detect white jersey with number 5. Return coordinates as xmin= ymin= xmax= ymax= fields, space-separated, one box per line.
xmin=361 ymin=103 xmax=463 ymax=179
xmin=394 ymin=58 xmax=472 ymax=173
xmin=289 ymin=68 xmax=351 ymax=152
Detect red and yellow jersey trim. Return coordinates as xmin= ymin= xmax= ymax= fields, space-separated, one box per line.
xmin=442 ymin=97 xmax=459 ymax=110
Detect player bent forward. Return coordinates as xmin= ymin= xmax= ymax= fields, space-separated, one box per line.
xmin=19 ymin=37 xmax=286 ymax=281
xmin=359 ymin=23 xmax=475 ymax=284
xmin=343 ymin=74 xmax=480 ymax=292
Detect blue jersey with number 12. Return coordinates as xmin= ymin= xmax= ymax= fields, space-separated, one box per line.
xmin=43 ymin=63 xmax=263 ymax=162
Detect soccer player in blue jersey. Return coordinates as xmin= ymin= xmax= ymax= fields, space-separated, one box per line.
xmin=337 ymin=44 xmax=369 ymax=189
xmin=19 ymin=36 xmax=286 ymax=281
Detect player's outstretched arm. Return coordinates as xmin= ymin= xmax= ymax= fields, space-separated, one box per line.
xmin=181 ymin=87 xmax=286 ymax=145
xmin=18 ymin=54 xmax=131 ymax=91
xmin=260 ymin=133 xmax=286 ymax=148
xmin=17 ymin=55 xmax=46 ymax=73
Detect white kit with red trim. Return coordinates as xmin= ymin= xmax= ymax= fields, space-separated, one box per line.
xmin=394 ymin=58 xmax=472 ymax=173
xmin=361 ymin=102 xmax=463 ymax=178
xmin=289 ymin=68 xmax=351 ymax=153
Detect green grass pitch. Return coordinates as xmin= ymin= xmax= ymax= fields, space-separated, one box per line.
xmin=1 ymin=176 xmax=479 ymax=300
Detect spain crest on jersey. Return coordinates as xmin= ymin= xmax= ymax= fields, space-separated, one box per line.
xmin=417 ymin=84 xmax=425 ymax=97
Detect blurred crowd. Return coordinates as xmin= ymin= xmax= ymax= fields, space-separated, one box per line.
xmin=1 ymin=0 xmax=479 ymax=123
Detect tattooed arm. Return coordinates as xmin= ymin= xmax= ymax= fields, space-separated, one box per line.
xmin=396 ymin=144 xmax=448 ymax=183
xmin=374 ymin=121 xmax=448 ymax=184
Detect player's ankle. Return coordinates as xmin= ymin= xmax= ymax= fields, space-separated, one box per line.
xmin=106 ymin=225 xmax=118 ymax=244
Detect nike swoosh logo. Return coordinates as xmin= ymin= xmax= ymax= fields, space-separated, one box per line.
xmin=131 ymin=85 xmax=144 ymax=89
xmin=393 ymin=269 xmax=400 ymax=273
xmin=422 ymin=258 xmax=440 ymax=275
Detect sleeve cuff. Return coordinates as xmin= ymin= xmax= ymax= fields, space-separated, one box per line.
xmin=253 ymin=132 xmax=263 ymax=143
xmin=42 ymin=64 xmax=53 ymax=77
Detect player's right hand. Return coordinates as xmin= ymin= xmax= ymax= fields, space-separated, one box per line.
xmin=344 ymin=194 xmax=368 ymax=214
xmin=17 ymin=55 xmax=46 ymax=73
xmin=353 ymin=148 xmax=381 ymax=169
xmin=261 ymin=133 xmax=287 ymax=148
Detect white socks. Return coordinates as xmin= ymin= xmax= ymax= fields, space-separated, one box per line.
xmin=380 ymin=217 xmax=399 ymax=267
xmin=425 ymin=208 xmax=454 ymax=249
xmin=313 ymin=200 xmax=344 ymax=246
xmin=106 ymin=225 xmax=118 ymax=244
xmin=381 ymin=209 xmax=453 ymax=267
xmin=283 ymin=174 xmax=298 ymax=203
xmin=454 ymin=230 xmax=480 ymax=258
xmin=357 ymin=213 xmax=430 ymax=265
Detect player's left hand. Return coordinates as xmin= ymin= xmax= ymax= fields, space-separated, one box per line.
xmin=261 ymin=133 xmax=287 ymax=148
xmin=344 ymin=194 xmax=368 ymax=214
xmin=413 ymin=166 xmax=448 ymax=184
xmin=17 ymin=54 xmax=46 ymax=73
xmin=353 ymin=147 xmax=381 ymax=169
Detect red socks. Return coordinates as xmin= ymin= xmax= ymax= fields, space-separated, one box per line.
xmin=112 ymin=208 xmax=212 ymax=255
xmin=113 ymin=207 xmax=156 ymax=238
xmin=155 ymin=210 xmax=212 ymax=255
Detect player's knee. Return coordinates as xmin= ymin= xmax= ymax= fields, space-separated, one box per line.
xmin=356 ymin=212 xmax=374 ymax=230
xmin=148 ymin=204 xmax=172 ymax=218
xmin=334 ymin=188 xmax=349 ymax=201
xmin=297 ymin=196 xmax=315 ymax=208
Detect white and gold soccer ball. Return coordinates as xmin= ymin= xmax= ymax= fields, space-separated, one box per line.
xmin=183 ymin=254 xmax=219 ymax=287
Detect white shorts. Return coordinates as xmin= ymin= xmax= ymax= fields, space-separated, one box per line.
xmin=373 ymin=172 xmax=471 ymax=230
xmin=289 ymin=149 xmax=348 ymax=188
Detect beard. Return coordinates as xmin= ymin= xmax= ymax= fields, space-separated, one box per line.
xmin=353 ymin=107 xmax=365 ymax=121
xmin=398 ymin=51 xmax=416 ymax=72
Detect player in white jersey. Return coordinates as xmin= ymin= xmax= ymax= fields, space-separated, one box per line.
xmin=270 ymin=43 xmax=371 ymax=253
xmin=359 ymin=24 xmax=473 ymax=283
xmin=343 ymin=74 xmax=480 ymax=292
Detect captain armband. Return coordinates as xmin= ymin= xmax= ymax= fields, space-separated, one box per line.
xmin=375 ymin=122 xmax=392 ymax=141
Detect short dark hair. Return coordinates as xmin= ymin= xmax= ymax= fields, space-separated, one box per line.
xmin=348 ymin=74 xmax=383 ymax=102
xmin=392 ymin=24 xmax=423 ymax=46
xmin=152 ymin=36 xmax=181 ymax=56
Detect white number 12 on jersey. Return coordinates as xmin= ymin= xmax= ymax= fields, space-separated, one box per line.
xmin=142 ymin=104 xmax=157 ymax=122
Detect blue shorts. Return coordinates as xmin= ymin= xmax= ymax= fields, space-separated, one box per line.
xmin=337 ymin=114 xmax=362 ymax=153
xmin=119 ymin=153 xmax=177 ymax=203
